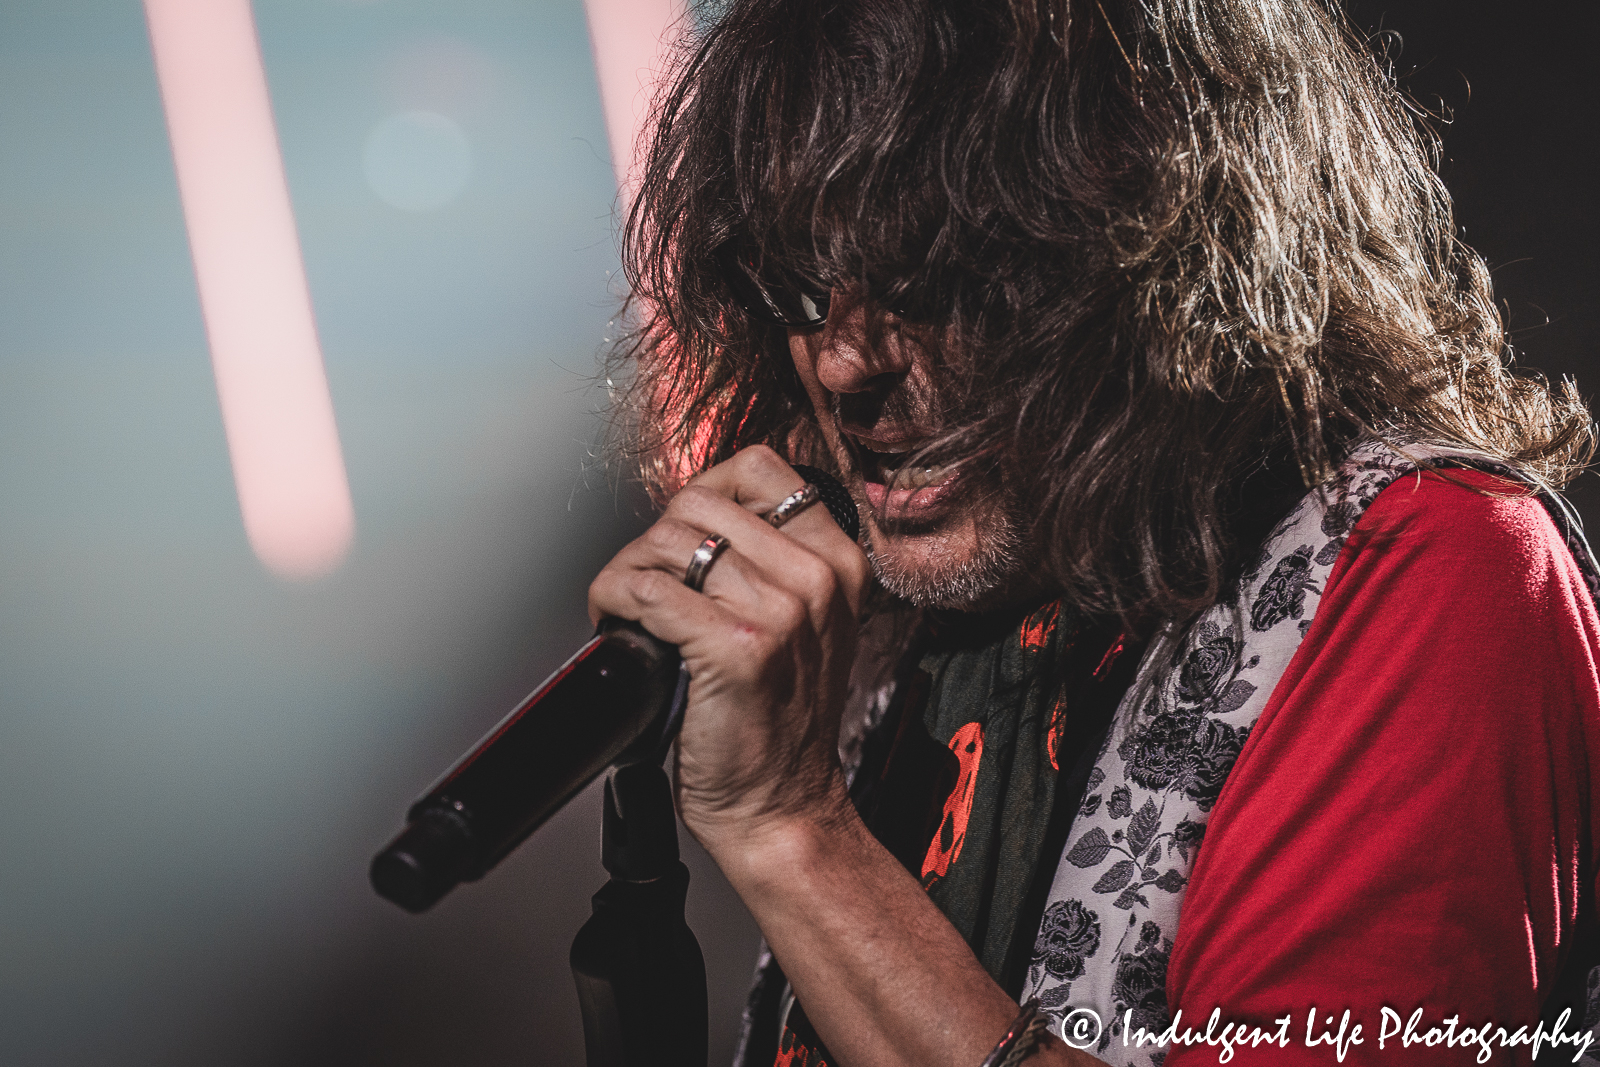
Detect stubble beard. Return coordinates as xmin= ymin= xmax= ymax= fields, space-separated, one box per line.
xmin=863 ymin=495 xmax=1031 ymax=610
xmin=823 ymin=379 xmax=1035 ymax=610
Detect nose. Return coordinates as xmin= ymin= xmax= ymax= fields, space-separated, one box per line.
xmin=808 ymin=288 xmax=915 ymax=396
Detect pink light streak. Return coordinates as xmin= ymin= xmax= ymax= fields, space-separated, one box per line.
xmin=145 ymin=0 xmax=354 ymax=580
xmin=583 ymin=0 xmax=687 ymax=198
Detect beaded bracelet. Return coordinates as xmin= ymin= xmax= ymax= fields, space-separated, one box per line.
xmin=980 ymin=999 xmax=1054 ymax=1067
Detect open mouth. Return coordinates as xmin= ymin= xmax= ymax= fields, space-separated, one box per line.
xmin=860 ymin=444 xmax=955 ymax=489
xmin=853 ymin=438 xmax=959 ymax=517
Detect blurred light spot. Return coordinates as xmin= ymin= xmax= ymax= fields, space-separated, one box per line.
xmin=144 ymin=0 xmax=355 ymax=581
xmin=363 ymin=111 xmax=473 ymax=212
xmin=583 ymin=0 xmax=686 ymax=197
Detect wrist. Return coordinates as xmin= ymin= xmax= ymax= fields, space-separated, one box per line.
xmin=693 ymin=776 xmax=861 ymax=887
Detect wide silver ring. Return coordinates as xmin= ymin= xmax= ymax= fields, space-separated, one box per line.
xmin=765 ymin=483 xmax=820 ymax=530
xmin=683 ymin=533 xmax=730 ymax=592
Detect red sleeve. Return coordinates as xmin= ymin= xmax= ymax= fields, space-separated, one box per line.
xmin=1165 ymin=470 xmax=1600 ymax=1067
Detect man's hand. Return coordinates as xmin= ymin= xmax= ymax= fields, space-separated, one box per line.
xmin=587 ymin=445 xmax=870 ymax=849
xmin=591 ymin=444 xmax=1093 ymax=1067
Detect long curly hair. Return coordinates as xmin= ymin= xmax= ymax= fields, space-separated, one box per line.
xmin=610 ymin=0 xmax=1593 ymax=624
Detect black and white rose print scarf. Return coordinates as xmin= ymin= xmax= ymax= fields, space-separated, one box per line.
xmin=1020 ymin=440 xmax=1600 ymax=1064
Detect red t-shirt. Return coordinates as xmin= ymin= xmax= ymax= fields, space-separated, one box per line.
xmin=1166 ymin=470 xmax=1600 ymax=1065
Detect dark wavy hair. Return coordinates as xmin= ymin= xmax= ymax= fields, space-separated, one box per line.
xmin=610 ymin=0 xmax=1593 ymax=624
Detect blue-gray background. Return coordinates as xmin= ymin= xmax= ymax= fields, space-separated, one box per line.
xmin=1 ymin=2 xmax=761 ymax=1064
xmin=0 ymin=2 xmax=1593 ymax=1065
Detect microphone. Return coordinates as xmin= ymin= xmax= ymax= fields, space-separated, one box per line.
xmin=370 ymin=465 xmax=860 ymax=913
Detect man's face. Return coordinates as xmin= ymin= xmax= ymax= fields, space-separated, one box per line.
xmin=787 ymin=288 xmax=1032 ymax=610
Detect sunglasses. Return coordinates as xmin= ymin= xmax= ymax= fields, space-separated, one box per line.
xmin=714 ymin=240 xmax=833 ymax=329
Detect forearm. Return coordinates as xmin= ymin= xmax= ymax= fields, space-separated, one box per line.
xmin=586 ymin=448 xmax=1094 ymax=1065
xmin=704 ymin=788 xmax=1095 ymax=1067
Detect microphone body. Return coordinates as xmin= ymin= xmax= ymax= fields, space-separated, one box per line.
xmin=370 ymin=464 xmax=858 ymax=913
xmin=371 ymin=621 xmax=681 ymax=912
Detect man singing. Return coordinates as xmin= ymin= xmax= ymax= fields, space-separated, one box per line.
xmin=586 ymin=0 xmax=1600 ymax=1064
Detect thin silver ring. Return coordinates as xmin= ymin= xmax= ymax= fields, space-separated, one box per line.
xmin=683 ymin=533 xmax=730 ymax=592
xmin=765 ymin=483 xmax=820 ymax=530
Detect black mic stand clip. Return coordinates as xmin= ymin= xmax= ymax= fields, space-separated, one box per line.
xmin=569 ymin=756 xmax=708 ymax=1067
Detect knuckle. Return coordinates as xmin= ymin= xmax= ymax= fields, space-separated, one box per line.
xmin=770 ymin=590 xmax=808 ymax=633
xmin=725 ymin=444 xmax=793 ymax=486
xmin=587 ymin=568 xmax=629 ymax=621
xmin=633 ymin=567 xmax=676 ymax=605
xmin=588 ymin=562 xmax=622 ymax=600
xmin=670 ymin=484 xmax=720 ymax=518
xmin=642 ymin=519 xmax=689 ymax=553
xmin=779 ymin=551 xmax=838 ymax=610
xmin=739 ymin=443 xmax=781 ymax=468
xmin=797 ymin=554 xmax=837 ymax=597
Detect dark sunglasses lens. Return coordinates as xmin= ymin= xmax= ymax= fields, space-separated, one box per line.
xmin=715 ymin=243 xmax=830 ymax=328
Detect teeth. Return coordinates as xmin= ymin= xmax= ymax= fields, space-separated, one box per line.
xmin=893 ymin=464 xmax=952 ymax=490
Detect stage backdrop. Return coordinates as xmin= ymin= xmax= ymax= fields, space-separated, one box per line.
xmin=0 ymin=2 xmax=1591 ymax=1066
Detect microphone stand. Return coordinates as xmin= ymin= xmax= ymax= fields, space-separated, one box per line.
xmin=570 ymin=757 xmax=707 ymax=1067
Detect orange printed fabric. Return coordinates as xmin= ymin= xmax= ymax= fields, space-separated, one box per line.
xmin=774 ymin=1025 xmax=829 ymax=1067
xmin=755 ymin=601 xmax=1140 ymax=1067
xmin=920 ymin=721 xmax=984 ymax=888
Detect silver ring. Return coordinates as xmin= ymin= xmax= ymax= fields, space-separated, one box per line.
xmin=765 ymin=483 xmax=820 ymax=530
xmin=683 ymin=533 xmax=730 ymax=592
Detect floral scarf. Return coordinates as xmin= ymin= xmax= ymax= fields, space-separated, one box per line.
xmin=1020 ymin=440 xmax=1600 ymax=1064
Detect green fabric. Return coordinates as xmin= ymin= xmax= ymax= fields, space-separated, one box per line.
xmin=767 ymin=602 xmax=1136 ymax=1065
xmin=852 ymin=600 xmax=1137 ymax=994
xmin=917 ymin=601 xmax=1081 ymax=981
xmin=917 ymin=599 xmax=1103 ymax=987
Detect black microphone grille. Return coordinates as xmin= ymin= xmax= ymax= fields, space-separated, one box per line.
xmin=790 ymin=464 xmax=860 ymax=543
